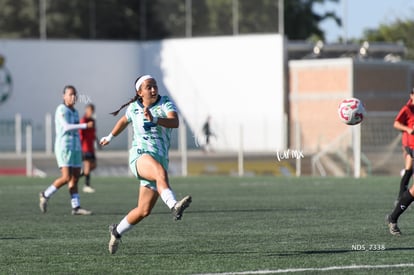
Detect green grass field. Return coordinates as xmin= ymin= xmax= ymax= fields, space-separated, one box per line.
xmin=1 ymin=175 xmax=414 ymax=274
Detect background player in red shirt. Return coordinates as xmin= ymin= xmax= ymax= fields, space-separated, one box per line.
xmin=387 ymin=90 xmax=414 ymax=235
xmin=396 ymin=98 xmax=414 ymax=200
xmin=79 ymin=104 xmax=98 ymax=193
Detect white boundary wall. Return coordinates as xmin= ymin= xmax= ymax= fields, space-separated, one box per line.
xmin=159 ymin=35 xmax=286 ymax=151
xmin=0 ymin=34 xmax=285 ymax=152
xmin=0 ymin=39 xmax=141 ymax=150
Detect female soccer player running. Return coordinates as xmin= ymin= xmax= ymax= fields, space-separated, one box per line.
xmin=100 ymin=75 xmax=192 ymax=254
xmin=39 ymin=85 xmax=93 ymax=215
xmin=387 ymin=89 xmax=414 ymax=235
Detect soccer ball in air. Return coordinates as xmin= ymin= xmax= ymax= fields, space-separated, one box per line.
xmin=337 ymin=98 xmax=366 ymax=125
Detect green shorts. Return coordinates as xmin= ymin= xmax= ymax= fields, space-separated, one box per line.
xmin=129 ymin=147 xmax=169 ymax=191
xmin=55 ymin=149 xmax=82 ymax=168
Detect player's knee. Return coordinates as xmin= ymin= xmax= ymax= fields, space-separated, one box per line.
xmin=60 ymin=174 xmax=71 ymax=182
xmin=135 ymin=206 xmax=152 ymax=218
xmin=141 ymin=208 xmax=152 ymax=217
xmin=154 ymin=166 xmax=168 ymax=182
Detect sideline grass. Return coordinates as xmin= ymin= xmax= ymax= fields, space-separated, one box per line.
xmin=1 ymin=176 xmax=414 ymax=274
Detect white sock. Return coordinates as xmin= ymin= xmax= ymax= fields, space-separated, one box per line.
xmin=71 ymin=193 xmax=80 ymax=209
xmin=116 ymin=216 xmax=134 ymax=236
xmin=160 ymin=188 xmax=177 ymax=209
xmin=43 ymin=185 xmax=58 ymax=198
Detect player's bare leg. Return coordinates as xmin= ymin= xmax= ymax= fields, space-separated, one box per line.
xmin=136 ymin=154 xmax=192 ymax=220
xmin=109 ymin=186 xmax=158 ymax=254
xmin=129 ymin=186 xmax=159 ymax=224
xmin=39 ymin=167 xmax=71 ymax=213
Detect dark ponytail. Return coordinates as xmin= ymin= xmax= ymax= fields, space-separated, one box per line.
xmin=110 ymin=75 xmax=146 ymax=116
xmin=110 ymin=95 xmax=140 ymax=116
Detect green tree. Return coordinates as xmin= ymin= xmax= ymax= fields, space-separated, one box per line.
xmin=45 ymin=0 xmax=167 ymax=40
xmin=239 ymin=0 xmax=279 ymax=34
xmin=157 ymin=0 xmax=341 ymax=39
xmin=285 ymin=0 xmax=341 ymax=40
xmin=0 ymin=0 xmax=38 ymax=38
xmin=0 ymin=0 xmax=342 ymax=41
xmin=46 ymin=0 xmax=90 ymax=39
xmin=363 ymin=20 xmax=414 ymax=60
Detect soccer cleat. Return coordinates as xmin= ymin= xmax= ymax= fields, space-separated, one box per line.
xmin=83 ymin=186 xmax=96 ymax=193
xmin=108 ymin=224 xmax=121 ymax=254
xmin=386 ymin=215 xmax=402 ymax=236
xmin=39 ymin=192 xmax=48 ymax=213
xmin=71 ymin=207 xmax=93 ymax=215
xmin=388 ymin=222 xmax=402 ymax=236
xmin=171 ymin=195 xmax=192 ymax=221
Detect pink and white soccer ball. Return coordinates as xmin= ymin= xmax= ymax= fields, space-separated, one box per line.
xmin=338 ymin=98 xmax=366 ymax=125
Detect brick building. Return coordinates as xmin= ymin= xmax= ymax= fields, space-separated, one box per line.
xmin=288 ymin=52 xmax=414 ymax=175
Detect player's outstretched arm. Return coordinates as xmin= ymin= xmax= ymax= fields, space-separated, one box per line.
xmin=144 ymin=108 xmax=179 ymax=129
xmin=100 ymin=116 xmax=129 ymax=146
xmin=161 ymin=111 xmax=179 ymax=128
xmin=59 ymin=116 xmax=94 ymax=133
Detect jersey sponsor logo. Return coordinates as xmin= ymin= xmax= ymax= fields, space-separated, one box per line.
xmin=142 ymin=134 xmax=162 ymax=141
xmin=0 ymin=54 xmax=13 ymax=106
xmin=136 ymin=148 xmax=149 ymax=154
xmin=143 ymin=121 xmax=157 ymax=131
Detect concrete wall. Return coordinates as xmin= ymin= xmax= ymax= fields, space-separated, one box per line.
xmin=0 ymin=40 xmax=141 ymax=150
xmin=0 ymin=34 xmax=286 ymax=152
xmin=159 ymin=34 xmax=286 ymax=151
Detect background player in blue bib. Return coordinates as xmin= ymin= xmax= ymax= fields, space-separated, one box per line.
xmin=100 ymin=75 xmax=192 ymax=254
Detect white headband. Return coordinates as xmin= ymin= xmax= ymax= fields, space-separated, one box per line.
xmin=135 ymin=75 xmax=154 ymax=91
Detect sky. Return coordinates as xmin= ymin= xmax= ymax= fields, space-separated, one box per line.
xmin=314 ymin=0 xmax=414 ymax=42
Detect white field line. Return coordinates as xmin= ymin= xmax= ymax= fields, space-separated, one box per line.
xmin=192 ymin=263 xmax=414 ymax=275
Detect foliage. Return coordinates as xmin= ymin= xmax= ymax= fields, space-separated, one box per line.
xmin=363 ymin=20 xmax=414 ymax=60
xmin=0 ymin=0 xmax=39 ymax=38
xmin=0 ymin=0 xmax=341 ymax=41
xmin=285 ymin=0 xmax=341 ymax=40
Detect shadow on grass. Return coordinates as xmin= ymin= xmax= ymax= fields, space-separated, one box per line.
xmin=95 ymin=208 xmax=317 ymax=216
xmin=185 ymin=208 xmax=319 ymax=214
xmin=119 ymin=247 xmax=414 ymax=257
xmin=0 ymin=237 xmax=37 ymax=240
xmin=269 ymin=246 xmax=414 ymax=257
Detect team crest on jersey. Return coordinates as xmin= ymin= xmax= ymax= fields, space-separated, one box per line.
xmin=152 ymin=106 xmax=163 ymax=116
xmin=0 ymin=54 xmax=13 ymax=106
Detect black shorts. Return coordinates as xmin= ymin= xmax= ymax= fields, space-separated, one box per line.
xmin=404 ymin=147 xmax=414 ymax=158
xmin=82 ymin=152 xmax=96 ymax=161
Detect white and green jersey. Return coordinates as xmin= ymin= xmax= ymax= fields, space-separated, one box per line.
xmin=125 ymin=95 xmax=177 ymax=159
xmin=54 ymin=103 xmax=86 ymax=152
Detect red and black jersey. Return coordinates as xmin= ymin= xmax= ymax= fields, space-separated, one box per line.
xmin=396 ymin=99 xmax=414 ymax=148
xmin=79 ymin=117 xmax=96 ymax=153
